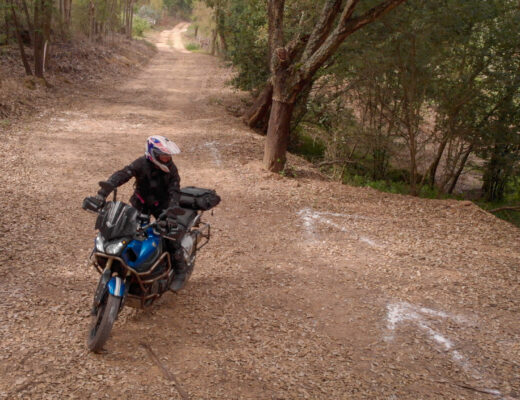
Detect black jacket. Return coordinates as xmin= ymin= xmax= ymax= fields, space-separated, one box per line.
xmin=98 ymin=156 xmax=181 ymax=211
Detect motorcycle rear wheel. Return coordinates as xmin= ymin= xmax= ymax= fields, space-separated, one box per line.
xmin=87 ymin=294 xmax=121 ymax=353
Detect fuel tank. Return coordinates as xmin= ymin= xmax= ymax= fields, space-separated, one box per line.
xmin=122 ymin=228 xmax=162 ymax=271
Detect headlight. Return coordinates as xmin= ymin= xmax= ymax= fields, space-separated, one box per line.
xmin=95 ymin=234 xmax=105 ymax=252
xmin=105 ymin=240 xmax=127 ymax=256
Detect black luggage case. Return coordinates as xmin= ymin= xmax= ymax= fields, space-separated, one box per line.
xmin=179 ymin=187 xmax=221 ymax=211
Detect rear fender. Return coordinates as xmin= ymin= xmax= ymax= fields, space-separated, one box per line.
xmin=107 ymin=277 xmax=126 ymax=298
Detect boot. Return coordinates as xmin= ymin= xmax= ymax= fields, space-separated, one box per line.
xmin=169 ymin=250 xmax=188 ymax=292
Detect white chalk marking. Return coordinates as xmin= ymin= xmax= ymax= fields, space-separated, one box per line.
xmin=385 ymin=302 xmax=501 ymax=396
xmin=298 ymin=208 xmax=378 ymax=247
xmin=204 ymin=141 xmax=222 ymax=167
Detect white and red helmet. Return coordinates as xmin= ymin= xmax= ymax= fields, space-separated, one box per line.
xmin=145 ymin=135 xmax=181 ymax=173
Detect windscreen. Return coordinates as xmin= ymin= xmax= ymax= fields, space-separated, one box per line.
xmin=95 ymin=201 xmax=138 ymax=240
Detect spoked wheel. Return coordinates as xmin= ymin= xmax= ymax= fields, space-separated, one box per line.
xmin=87 ymin=294 xmax=121 ymax=353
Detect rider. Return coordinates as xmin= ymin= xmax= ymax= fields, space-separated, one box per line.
xmin=89 ymin=135 xmax=188 ymax=292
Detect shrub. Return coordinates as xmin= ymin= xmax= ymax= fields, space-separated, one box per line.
xmin=133 ymin=15 xmax=151 ymax=37
xmin=185 ymin=42 xmax=200 ymax=51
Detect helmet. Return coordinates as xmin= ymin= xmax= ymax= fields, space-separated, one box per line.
xmin=145 ymin=136 xmax=181 ymax=173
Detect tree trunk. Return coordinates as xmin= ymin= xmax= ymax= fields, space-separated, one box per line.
xmin=10 ymin=0 xmax=32 ymax=75
xmin=89 ymin=0 xmax=96 ymax=40
xmin=33 ymin=0 xmax=44 ymax=78
xmin=20 ymin=0 xmax=34 ymax=43
xmin=408 ymin=135 xmax=418 ymax=195
xmin=447 ymin=143 xmax=473 ymax=195
xmin=128 ymin=1 xmax=134 ymax=39
xmin=124 ymin=0 xmax=134 ymax=39
xmin=4 ymin=6 xmax=10 ymax=43
xmin=218 ymin=31 xmax=227 ymax=54
xmin=263 ymin=100 xmax=295 ymax=172
xmin=482 ymin=143 xmax=510 ymax=201
xmin=427 ymin=133 xmax=449 ymax=187
xmin=243 ymin=82 xmax=273 ymax=132
xmin=65 ymin=0 xmax=71 ymax=28
xmin=210 ymin=28 xmax=217 ymax=55
xmin=42 ymin=0 xmax=51 ymax=70
xmin=260 ymin=0 xmax=407 ymax=171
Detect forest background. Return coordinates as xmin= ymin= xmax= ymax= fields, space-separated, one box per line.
xmin=1 ymin=0 xmax=520 ymax=225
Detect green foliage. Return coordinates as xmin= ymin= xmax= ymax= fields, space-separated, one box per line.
xmin=205 ymin=0 xmax=519 ymax=205
xmin=132 ymin=15 xmax=151 ymax=37
xmin=295 ymin=0 xmax=520 ymax=197
xmin=137 ymin=5 xmax=161 ymax=23
xmin=163 ymin=0 xmax=193 ymax=17
xmin=478 ymin=176 xmax=520 ymax=227
xmin=223 ymin=0 xmax=269 ymax=90
xmin=185 ymin=42 xmax=200 ymax=51
xmin=290 ymin=131 xmax=325 ymax=162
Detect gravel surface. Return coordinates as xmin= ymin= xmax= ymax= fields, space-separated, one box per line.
xmin=0 ymin=23 xmax=519 ymax=399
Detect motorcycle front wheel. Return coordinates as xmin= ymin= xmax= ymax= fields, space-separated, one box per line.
xmin=87 ymin=294 xmax=121 ymax=353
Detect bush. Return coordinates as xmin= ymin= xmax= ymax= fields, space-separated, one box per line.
xmin=290 ymin=132 xmax=325 ymax=161
xmin=185 ymin=42 xmax=200 ymax=51
xmin=133 ymin=15 xmax=151 ymax=37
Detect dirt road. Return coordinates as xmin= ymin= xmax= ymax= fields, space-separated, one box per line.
xmin=1 ymin=23 xmax=519 ymax=399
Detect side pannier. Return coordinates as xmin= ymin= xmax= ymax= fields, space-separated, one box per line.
xmin=179 ymin=187 xmax=221 ymax=211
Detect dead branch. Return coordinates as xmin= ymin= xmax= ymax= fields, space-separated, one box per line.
xmin=317 ymin=159 xmax=356 ymax=167
xmin=489 ymin=206 xmax=520 ymax=213
xmin=140 ymin=342 xmax=190 ymax=400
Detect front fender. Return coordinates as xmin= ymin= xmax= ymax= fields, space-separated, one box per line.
xmin=107 ymin=277 xmax=125 ymax=298
xmin=92 ymin=267 xmax=112 ymax=312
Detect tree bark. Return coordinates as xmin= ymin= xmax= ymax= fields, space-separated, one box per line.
xmin=263 ymin=100 xmax=295 ymax=172
xmin=447 ymin=143 xmax=473 ymax=195
xmin=33 ymin=0 xmax=44 ymax=78
xmin=10 ymin=0 xmax=32 ymax=75
xmin=301 ymin=0 xmax=343 ymax=61
xmin=89 ymin=0 xmax=96 ymax=40
xmin=42 ymin=0 xmax=51 ymax=70
xmin=489 ymin=205 xmax=520 ymax=213
xmin=243 ymin=82 xmax=273 ymax=131
xmin=210 ymin=28 xmax=217 ymax=55
xmin=427 ymin=133 xmax=449 ymax=187
xmin=482 ymin=143 xmax=509 ymax=201
xmin=408 ymin=130 xmax=418 ymax=195
xmin=129 ymin=0 xmax=134 ymax=39
xmin=298 ymin=0 xmax=407 ymax=83
xmin=19 ymin=0 xmax=33 ymax=43
xmin=65 ymin=0 xmax=71 ymax=28
xmin=218 ymin=30 xmax=227 ymax=54
xmin=4 ymin=6 xmax=10 ymax=43
xmin=268 ymin=0 xmax=285 ymax=73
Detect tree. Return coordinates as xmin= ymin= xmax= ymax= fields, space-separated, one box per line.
xmin=255 ymin=0 xmax=407 ymax=172
xmin=33 ymin=0 xmax=52 ymax=78
xmin=9 ymin=0 xmax=33 ymax=75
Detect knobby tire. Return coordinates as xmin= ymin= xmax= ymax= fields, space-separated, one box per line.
xmin=87 ymin=294 xmax=121 ymax=353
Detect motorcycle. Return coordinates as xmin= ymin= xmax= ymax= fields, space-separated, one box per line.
xmin=82 ymin=186 xmax=219 ymax=352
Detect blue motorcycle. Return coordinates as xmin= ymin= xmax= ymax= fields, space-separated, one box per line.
xmin=82 ymin=187 xmax=219 ymax=352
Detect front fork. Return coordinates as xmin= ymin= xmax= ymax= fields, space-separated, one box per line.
xmin=91 ymin=258 xmax=127 ymax=315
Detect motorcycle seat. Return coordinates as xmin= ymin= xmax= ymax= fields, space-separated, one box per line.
xmin=176 ymin=208 xmax=197 ymax=229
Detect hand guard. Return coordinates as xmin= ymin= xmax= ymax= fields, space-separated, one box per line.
xmin=82 ymin=194 xmax=106 ymax=212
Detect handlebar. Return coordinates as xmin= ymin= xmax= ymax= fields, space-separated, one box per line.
xmin=83 ymin=197 xmax=184 ymax=239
